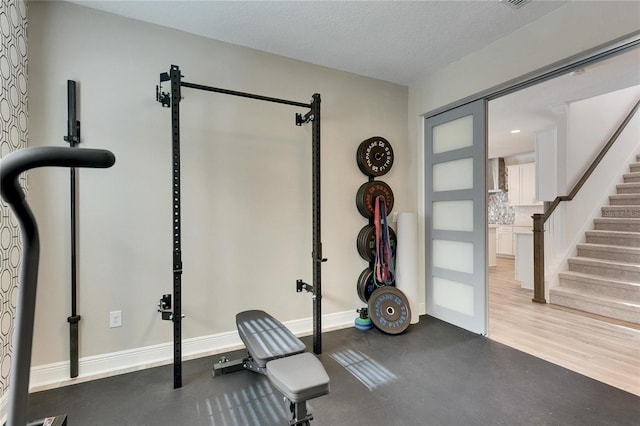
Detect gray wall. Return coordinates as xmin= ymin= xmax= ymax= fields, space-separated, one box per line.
xmin=27 ymin=1 xmax=408 ymax=370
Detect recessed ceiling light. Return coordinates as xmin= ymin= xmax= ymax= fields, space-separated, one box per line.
xmin=510 ymin=129 xmax=521 ymax=134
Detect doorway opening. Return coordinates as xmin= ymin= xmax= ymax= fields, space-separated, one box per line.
xmin=486 ymin=46 xmax=640 ymax=396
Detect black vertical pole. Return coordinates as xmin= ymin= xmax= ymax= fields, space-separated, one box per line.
xmin=64 ymin=80 xmax=81 ymax=379
xmin=170 ymin=65 xmax=183 ymax=389
xmin=311 ymin=93 xmax=322 ymax=354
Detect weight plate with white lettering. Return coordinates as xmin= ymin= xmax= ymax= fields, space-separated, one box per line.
xmin=368 ymin=286 xmax=411 ymax=335
xmin=355 ymin=181 xmax=394 ymax=219
xmin=357 ymin=137 xmax=394 ymax=177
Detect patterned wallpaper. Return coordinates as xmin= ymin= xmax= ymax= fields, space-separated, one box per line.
xmin=0 ymin=0 xmax=28 ymax=396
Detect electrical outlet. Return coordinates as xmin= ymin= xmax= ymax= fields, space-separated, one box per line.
xmin=109 ymin=310 xmax=122 ymax=328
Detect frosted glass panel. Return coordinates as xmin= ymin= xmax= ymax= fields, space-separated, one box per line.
xmin=432 ymin=200 xmax=473 ymax=231
xmin=432 ymin=115 xmax=473 ymax=154
xmin=433 ymin=240 xmax=474 ymax=273
xmin=433 ymin=158 xmax=473 ymax=192
xmin=433 ymin=277 xmax=474 ymax=316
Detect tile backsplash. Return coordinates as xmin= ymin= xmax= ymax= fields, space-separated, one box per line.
xmin=488 ymin=192 xmax=543 ymax=225
xmin=488 ymin=192 xmax=515 ymax=224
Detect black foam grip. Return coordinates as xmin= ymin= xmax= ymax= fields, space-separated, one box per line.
xmin=0 ymin=146 xmax=115 ymax=204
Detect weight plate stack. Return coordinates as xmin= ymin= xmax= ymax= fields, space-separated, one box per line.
xmin=368 ymin=286 xmax=411 ymax=335
xmin=356 ymin=268 xmax=378 ymax=303
xmin=355 ymin=181 xmax=394 ymax=219
xmin=357 ymin=137 xmax=394 ymax=177
xmin=356 ymin=225 xmax=397 ymax=262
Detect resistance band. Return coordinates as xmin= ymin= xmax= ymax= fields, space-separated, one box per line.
xmin=373 ymin=195 xmax=394 ymax=286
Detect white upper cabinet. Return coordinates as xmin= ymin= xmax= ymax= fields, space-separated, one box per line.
xmin=508 ymin=163 xmax=543 ymax=206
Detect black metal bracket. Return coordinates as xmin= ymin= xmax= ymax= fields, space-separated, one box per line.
xmin=212 ymin=354 xmax=265 ymax=377
xmin=212 ymin=356 xmax=246 ymax=377
xmin=156 ymin=85 xmax=171 ymax=108
xmin=296 ymin=279 xmax=314 ymax=293
xmin=63 ymin=122 xmax=80 ymax=144
xmin=64 ymin=81 xmax=81 ymax=145
xmin=156 ymin=72 xmax=172 ymax=107
xmin=158 ymin=294 xmax=174 ymax=321
xmin=295 ymin=110 xmax=314 ymax=126
xmin=67 ymin=315 xmax=81 ymax=324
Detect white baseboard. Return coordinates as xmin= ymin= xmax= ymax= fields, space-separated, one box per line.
xmin=28 ymin=302 xmax=427 ymax=393
xmin=29 ymin=309 xmax=358 ymax=392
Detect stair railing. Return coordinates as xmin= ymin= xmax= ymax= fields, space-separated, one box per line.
xmin=532 ymin=98 xmax=640 ymax=303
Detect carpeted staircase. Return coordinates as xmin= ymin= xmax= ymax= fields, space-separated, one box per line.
xmin=550 ymin=154 xmax=640 ymax=325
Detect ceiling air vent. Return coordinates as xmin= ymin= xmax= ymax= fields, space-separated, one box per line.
xmin=501 ymin=0 xmax=531 ymax=9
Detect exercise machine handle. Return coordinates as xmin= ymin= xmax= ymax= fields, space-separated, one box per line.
xmin=1 ymin=146 xmax=115 ymax=426
xmin=1 ymin=146 xmax=115 ymax=202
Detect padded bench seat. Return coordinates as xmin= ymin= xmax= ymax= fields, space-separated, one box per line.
xmin=236 ymin=310 xmax=306 ymax=368
xmin=220 ymin=310 xmax=330 ymax=424
xmin=267 ymin=352 xmax=330 ymax=403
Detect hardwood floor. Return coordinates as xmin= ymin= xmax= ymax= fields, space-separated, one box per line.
xmin=488 ymin=257 xmax=640 ymax=396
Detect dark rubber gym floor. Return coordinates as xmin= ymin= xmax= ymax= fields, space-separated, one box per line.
xmin=28 ymin=315 xmax=639 ymax=425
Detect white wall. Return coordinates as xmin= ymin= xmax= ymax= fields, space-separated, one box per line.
xmin=566 ymin=86 xmax=640 ymax=189
xmin=535 ymin=127 xmax=558 ymax=202
xmin=408 ymin=1 xmax=640 ymax=311
xmin=544 ymin=86 xmax=640 ymax=292
xmin=27 ymin=1 xmax=408 ymax=372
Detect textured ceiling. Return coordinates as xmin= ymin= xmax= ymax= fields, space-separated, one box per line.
xmin=64 ymin=1 xmax=637 ymax=158
xmin=68 ymin=0 xmax=566 ymax=86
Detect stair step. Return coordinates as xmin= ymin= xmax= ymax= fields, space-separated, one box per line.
xmin=593 ymin=217 xmax=640 ymax=232
xmin=616 ymin=182 xmax=640 ymax=194
xmin=624 ymin=171 xmax=640 ymax=183
xmin=631 ymin=162 xmax=640 ymax=173
xmin=601 ymin=205 xmax=640 ymax=218
xmin=567 ymin=256 xmax=640 ymax=281
xmin=550 ymin=287 xmax=640 ymax=324
xmin=558 ymin=271 xmax=640 ymax=301
xmin=585 ymin=230 xmax=640 ymax=247
xmin=609 ymin=194 xmax=640 ymax=205
xmin=576 ymin=243 xmax=640 ymax=263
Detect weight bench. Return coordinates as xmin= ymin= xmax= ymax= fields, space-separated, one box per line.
xmin=213 ymin=310 xmax=330 ymax=425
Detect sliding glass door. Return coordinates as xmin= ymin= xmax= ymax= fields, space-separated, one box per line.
xmin=424 ymin=99 xmax=487 ymax=335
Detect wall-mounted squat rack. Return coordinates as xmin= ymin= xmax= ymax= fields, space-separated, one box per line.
xmin=155 ymin=65 xmax=324 ymax=389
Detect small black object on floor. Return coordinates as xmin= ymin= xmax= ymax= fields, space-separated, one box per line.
xmin=28 ymin=316 xmax=639 ymax=426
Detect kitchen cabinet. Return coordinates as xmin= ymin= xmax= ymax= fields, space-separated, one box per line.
xmin=496 ymin=226 xmax=513 ymax=256
xmin=508 ymin=163 xmax=542 ymax=206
